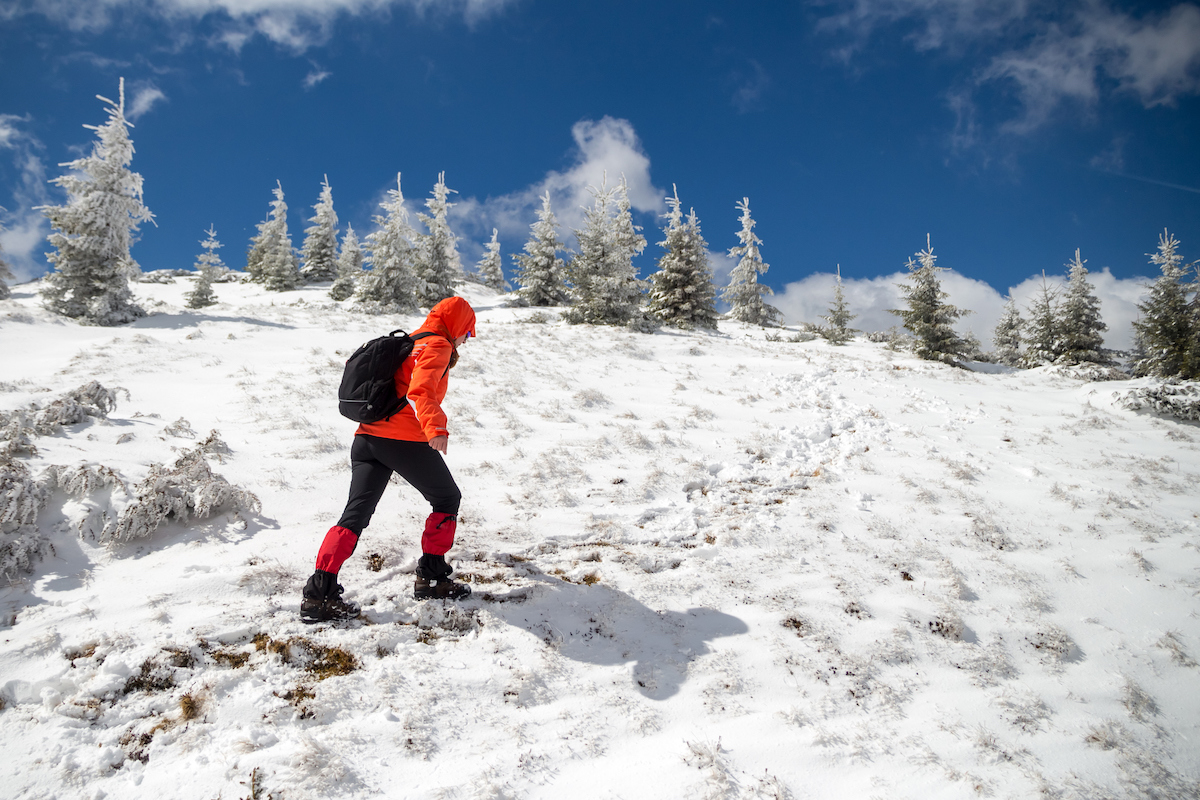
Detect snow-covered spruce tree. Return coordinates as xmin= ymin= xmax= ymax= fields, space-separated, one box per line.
xmin=258 ymin=182 xmax=300 ymax=292
xmin=992 ymin=294 xmax=1024 ymax=367
xmin=415 ymin=172 xmax=462 ymax=308
xmin=300 ymin=175 xmax=339 ymax=283
xmin=476 ymin=228 xmax=507 ymax=291
xmin=889 ymin=235 xmax=970 ymax=364
xmin=0 ymin=218 xmax=13 ymax=300
xmin=245 ymin=214 xmax=268 ymax=282
xmin=563 ymin=176 xmax=647 ymax=326
xmin=820 ymin=264 xmax=856 ymax=344
xmin=1132 ymin=229 xmax=1196 ymax=379
xmin=358 ymin=174 xmax=422 ymax=311
xmin=1022 ymin=274 xmax=1060 ymax=367
xmin=613 ymin=175 xmax=648 ymax=274
xmin=39 ymin=79 xmax=153 ymax=326
xmin=329 ymin=224 xmax=363 ymax=301
xmin=184 ymin=225 xmax=223 ymax=309
xmin=512 ymin=191 xmax=569 ymax=306
xmin=647 ymin=186 xmax=717 ymax=330
xmin=1056 ymin=249 xmax=1110 ymax=365
xmin=722 ymin=198 xmax=781 ymax=327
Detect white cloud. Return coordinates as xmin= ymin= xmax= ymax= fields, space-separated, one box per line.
xmin=819 ymin=1 xmax=1200 ymax=135
xmin=127 ymin=82 xmax=167 ymax=120
xmin=445 ymin=116 xmax=668 ymax=266
xmin=0 ymin=115 xmax=51 ymax=282
xmin=17 ymin=0 xmax=520 ymax=51
xmin=774 ymin=260 xmax=1149 ymax=351
xmin=730 ymin=60 xmax=770 ymax=113
xmin=303 ymin=67 xmax=331 ymax=89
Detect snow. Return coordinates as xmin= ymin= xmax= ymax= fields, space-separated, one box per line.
xmin=1 ymin=277 xmax=1198 ymax=799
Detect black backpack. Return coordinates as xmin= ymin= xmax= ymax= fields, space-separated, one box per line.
xmin=338 ymin=330 xmax=438 ymax=423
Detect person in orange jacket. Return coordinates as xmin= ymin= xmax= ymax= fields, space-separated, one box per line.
xmin=301 ymin=296 xmax=477 ymax=622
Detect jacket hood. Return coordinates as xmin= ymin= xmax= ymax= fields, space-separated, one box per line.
xmin=420 ymin=296 xmax=477 ymax=340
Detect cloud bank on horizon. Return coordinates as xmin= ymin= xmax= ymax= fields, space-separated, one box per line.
xmin=774 ymin=264 xmax=1148 ymax=351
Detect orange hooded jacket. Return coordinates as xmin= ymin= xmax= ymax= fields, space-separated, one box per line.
xmin=356 ymin=296 xmax=477 ymax=442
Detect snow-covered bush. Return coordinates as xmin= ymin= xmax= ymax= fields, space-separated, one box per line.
xmin=0 ymin=453 xmax=52 ymax=581
xmin=1116 ymin=380 xmax=1200 ymax=421
xmin=39 ymin=79 xmax=152 ymax=326
xmin=0 ymin=526 xmax=51 ymax=582
xmin=42 ymin=463 xmax=127 ymax=498
xmin=0 ymin=381 xmax=122 ymax=444
xmin=102 ymin=435 xmax=260 ymax=543
xmin=0 ymin=457 xmax=48 ymax=533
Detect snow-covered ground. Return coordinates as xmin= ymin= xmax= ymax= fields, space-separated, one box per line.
xmin=1 ymin=278 xmax=1198 ymax=800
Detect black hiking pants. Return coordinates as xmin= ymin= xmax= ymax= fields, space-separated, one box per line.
xmin=336 ymin=434 xmax=461 ymax=535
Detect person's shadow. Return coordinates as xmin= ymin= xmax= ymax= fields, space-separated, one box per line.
xmin=473 ymin=560 xmax=748 ymax=701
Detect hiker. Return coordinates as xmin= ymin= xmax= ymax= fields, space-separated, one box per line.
xmin=301 ymin=296 xmax=477 ymax=622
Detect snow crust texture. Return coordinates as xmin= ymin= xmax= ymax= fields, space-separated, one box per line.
xmin=1 ymin=279 xmax=1198 ymax=800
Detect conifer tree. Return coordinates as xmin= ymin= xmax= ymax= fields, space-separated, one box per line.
xmin=300 ymin=176 xmax=339 ymax=283
xmin=185 ymin=225 xmax=223 ymax=309
xmin=39 ymin=78 xmax=152 ymax=325
xmin=1056 ymin=249 xmax=1110 ymax=365
xmin=889 ymin=235 xmax=970 ymax=364
xmin=513 ymin=192 xmax=569 ymax=306
xmin=563 ymin=175 xmax=646 ymax=326
xmin=722 ymin=198 xmax=781 ymax=327
xmin=258 ymin=181 xmax=300 ymax=292
xmin=476 ymin=228 xmax=507 ymax=291
xmin=245 ymin=214 xmax=268 ymax=282
xmin=1022 ymin=274 xmax=1060 ymax=367
xmin=0 ymin=218 xmax=13 ymax=300
xmin=613 ymin=175 xmax=648 ymax=271
xmin=1131 ymin=229 xmax=1196 ymax=379
xmin=992 ymin=294 xmax=1024 ymax=367
xmin=820 ymin=265 xmax=856 ymax=344
xmin=415 ymin=172 xmax=462 ymax=307
xmin=329 ymin=224 xmax=362 ymax=301
xmin=358 ymin=174 xmax=421 ymax=310
xmin=647 ymin=186 xmax=717 ymax=330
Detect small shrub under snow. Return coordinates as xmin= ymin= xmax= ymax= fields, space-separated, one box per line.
xmin=1116 ymin=380 xmax=1200 ymax=422
xmin=102 ymin=437 xmax=261 ymax=543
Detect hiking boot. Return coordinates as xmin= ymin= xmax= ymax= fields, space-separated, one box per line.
xmin=300 ymin=569 xmax=360 ymax=623
xmin=414 ymin=553 xmax=471 ymax=600
xmin=414 ymin=575 xmax=472 ymax=601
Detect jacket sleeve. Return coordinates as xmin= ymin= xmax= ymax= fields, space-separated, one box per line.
xmin=406 ymin=338 xmax=452 ymax=440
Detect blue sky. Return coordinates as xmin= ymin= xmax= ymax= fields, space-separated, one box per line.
xmin=2 ymin=0 xmax=1199 ymax=345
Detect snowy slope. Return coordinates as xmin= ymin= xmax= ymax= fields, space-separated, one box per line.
xmin=1 ymin=278 xmax=1198 ymax=800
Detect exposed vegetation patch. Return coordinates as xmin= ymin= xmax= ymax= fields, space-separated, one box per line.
xmin=124 ymin=657 xmax=177 ymax=695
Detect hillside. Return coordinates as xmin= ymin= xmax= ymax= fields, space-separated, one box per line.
xmin=1 ymin=278 xmax=1198 ymax=800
